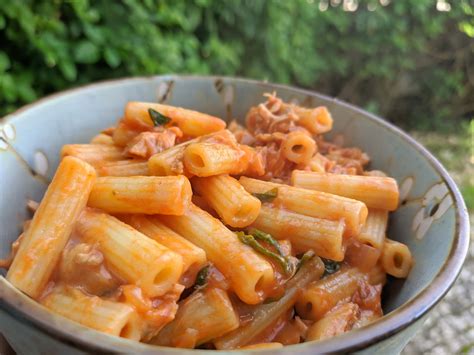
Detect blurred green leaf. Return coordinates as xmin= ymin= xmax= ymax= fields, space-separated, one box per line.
xmin=74 ymin=41 xmax=100 ymax=64
xmin=0 ymin=0 xmax=471 ymax=133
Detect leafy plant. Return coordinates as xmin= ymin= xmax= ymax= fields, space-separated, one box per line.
xmin=0 ymin=0 xmax=472 ymax=131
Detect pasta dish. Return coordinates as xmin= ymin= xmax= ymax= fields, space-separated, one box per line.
xmin=0 ymin=93 xmax=413 ymax=349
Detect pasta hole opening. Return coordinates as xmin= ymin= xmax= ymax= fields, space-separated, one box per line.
xmin=305 ymin=302 xmax=313 ymax=313
xmin=291 ymin=144 xmax=304 ymax=154
xmin=234 ymin=204 xmax=253 ymax=221
xmin=188 ymin=153 xmax=206 ymax=168
xmin=154 ymin=266 xmax=175 ymax=285
xmin=393 ymin=253 xmax=403 ymax=269
xmin=364 ymin=242 xmax=376 ymax=249
xmin=119 ymin=321 xmax=138 ymax=340
xmin=254 ymin=275 xmax=267 ymax=294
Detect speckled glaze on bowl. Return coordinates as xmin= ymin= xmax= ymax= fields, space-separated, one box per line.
xmin=0 ymin=76 xmax=469 ymax=355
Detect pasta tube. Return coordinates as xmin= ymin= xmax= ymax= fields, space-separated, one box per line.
xmin=295 ymin=267 xmax=364 ymax=321
xmin=306 ymin=303 xmax=360 ymax=341
xmin=61 ymin=144 xmax=124 ymax=167
xmin=148 ymin=140 xmax=193 ymax=176
xmin=345 ymin=242 xmax=381 ymax=272
xmin=42 ymin=286 xmax=141 ymax=340
xmin=250 ymin=205 xmax=345 ymax=261
xmin=159 ymin=204 xmax=275 ymax=304
xmin=183 ymin=143 xmax=246 ymax=177
xmin=7 ymin=156 xmax=96 ymax=298
xmin=90 ymin=133 xmax=114 ymax=145
xmin=87 ymin=175 xmax=192 ymax=215
xmin=239 ymin=177 xmax=367 ymax=237
xmin=112 ymin=121 xmax=141 ymax=147
xmin=122 ymin=214 xmax=207 ymax=288
xmin=76 ymin=209 xmax=183 ymax=297
xmin=125 ymin=101 xmax=226 ymax=137
xmin=148 ymin=130 xmax=236 ymax=176
xmin=97 ymin=160 xmax=149 ymax=177
xmin=291 ymin=170 xmax=399 ymax=211
xmin=151 ymin=288 xmax=239 ymax=348
xmin=381 ymin=238 xmax=413 ymax=278
xmin=295 ymin=106 xmax=333 ymax=135
xmin=192 ymin=175 xmax=261 ymax=228
xmin=214 ymin=256 xmax=324 ymax=350
xmin=281 ymin=131 xmax=316 ymax=165
xmin=356 ymin=209 xmax=389 ymax=250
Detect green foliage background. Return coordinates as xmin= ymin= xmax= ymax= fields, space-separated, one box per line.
xmin=0 ymin=0 xmax=473 ymax=130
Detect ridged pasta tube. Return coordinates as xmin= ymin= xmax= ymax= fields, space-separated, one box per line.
xmin=42 ymin=286 xmax=142 ymax=340
xmin=159 ymin=204 xmax=275 ymax=304
xmin=76 ymin=209 xmax=183 ymax=297
xmin=61 ymin=144 xmax=124 ymax=167
xmin=239 ymin=177 xmax=367 ymax=237
xmin=192 ymin=175 xmax=261 ymax=228
xmin=291 ymin=170 xmax=399 ymax=211
xmin=151 ymin=288 xmax=239 ymax=348
xmin=87 ymin=175 xmax=192 ymax=215
xmin=122 ymin=214 xmax=207 ymax=288
xmin=7 ymin=156 xmax=96 ymax=298
xmin=250 ymin=205 xmax=345 ymax=261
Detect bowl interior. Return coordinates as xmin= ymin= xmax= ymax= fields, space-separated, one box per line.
xmin=0 ymin=76 xmax=467 ymax=352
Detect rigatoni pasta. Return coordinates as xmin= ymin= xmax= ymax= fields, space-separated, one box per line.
xmin=239 ymin=177 xmax=367 ymax=237
xmin=42 ymin=286 xmax=142 ymax=340
xmin=192 ymin=175 xmax=261 ymax=228
xmin=356 ymin=209 xmax=389 ymax=250
xmin=381 ymin=238 xmax=413 ymax=278
xmin=97 ymin=160 xmax=149 ymax=177
xmin=61 ymin=144 xmax=124 ymax=167
xmin=183 ymin=142 xmax=247 ymax=177
xmin=124 ymin=101 xmax=226 ymax=137
xmin=250 ymin=205 xmax=345 ymax=260
xmin=87 ymin=175 xmax=192 ymax=215
xmin=291 ymin=170 xmax=399 ymax=211
xmin=76 ymin=209 xmax=183 ymax=297
xmin=152 ymin=288 xmax=239 ymax=348
xmin=147 ymin=129 xmax=236 ymax=176
xmin=1 ymin=92 xmax=412 ymax=349
xmin=7 ymin=156 xmax=96 ymax=298
xmin=121 ymin=214 xmax=207 ymax=287
xmin=159 ymin=204 xmax=275 ymax=305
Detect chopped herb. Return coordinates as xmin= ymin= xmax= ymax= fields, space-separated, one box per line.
xmin=252 ymin=187 xmax=278 ymax=202
xmin=194 ymin=264 xmax=210 ymax=289
xmin=297 ymin=250 xmax=315 ymax=271
xmin=249 ymin=228 xmax=284 ymax=257
xmin=148 ymin=108 xmax=171 ymax=126
xmin=237 ymin=232 xmax=294 ymax=275
xmin=322 ymin=258 xmax=340 ymax=277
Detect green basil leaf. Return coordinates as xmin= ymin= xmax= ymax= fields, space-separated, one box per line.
xmin=252 ymin=187 xmax=278 ymax=202
xmin=148 ymin=108 xmax=171 ymax=126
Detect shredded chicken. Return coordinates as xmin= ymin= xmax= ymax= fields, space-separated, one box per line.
xmin=246 ymin=93 xmax=299 ymax=136
xmin=58 ymin=243 xmax=119 ymax=296
xmin=124 ymin=127 xmax=182 ymax=159
xmin=121 ymin=284 xmax=184 ymax=342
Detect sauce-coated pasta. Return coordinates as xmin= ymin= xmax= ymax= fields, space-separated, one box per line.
xmin=1 ymin=93 xmax=412 ymax=349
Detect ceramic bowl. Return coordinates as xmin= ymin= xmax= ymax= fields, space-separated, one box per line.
xmin=0 ymin=76 xmax=469 ymax=355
